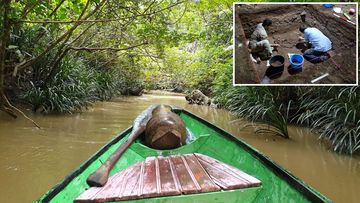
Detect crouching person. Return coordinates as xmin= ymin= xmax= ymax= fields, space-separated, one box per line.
xmin=249 ymin=19 xmax=279 ymax=62
xmin=299 ymin=25 xmax=332 ymax=63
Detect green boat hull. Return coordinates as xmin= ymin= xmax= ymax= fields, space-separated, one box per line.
xmin=37 ymin=108 xmax=331 ymax=203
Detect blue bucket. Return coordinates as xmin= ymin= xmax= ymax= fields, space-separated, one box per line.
xmin=323 ymin=4 xmax=334 ymax=8
xmin=289 ymin=54 xmax=304 ymax=70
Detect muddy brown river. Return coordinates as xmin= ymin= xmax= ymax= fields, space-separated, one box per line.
xmin=0 ymin=94 xmax=359 ymax=202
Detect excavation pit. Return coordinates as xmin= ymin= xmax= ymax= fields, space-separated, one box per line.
xmin=234 ymin=4 xmax=357 ymax=84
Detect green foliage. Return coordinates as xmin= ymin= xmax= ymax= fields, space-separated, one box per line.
xmin=93 ymin=71 xmax=119 ymax=101
xmin=21 ymin=56 xmax=123 ymax=113
xmin=5 ymin=0 xmax=191 ymax=113
xmin=211 ymin=64 xmax=233 ymax=107
xmin=22 ymin=57 xmax=94 ymax=113
xmin=225 ymin=87 xmax=293 ymax=138
xmin=6 ymin=0 xmax=238 ymax=112
xmin=297 ymin=87 xmax=360 ymax=154
xmin=142 ymin=1 xmax=233 ymax=94
xmin=215 ymin=84 xmax=360 ymax=154
xmin=4 ymin=0 xmax=359 ymax=156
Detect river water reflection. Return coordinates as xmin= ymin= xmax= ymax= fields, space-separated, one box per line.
xmin=0 ymin=94 xmax=358 ymax=202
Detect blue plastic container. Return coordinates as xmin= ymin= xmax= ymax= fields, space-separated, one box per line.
xmin=323 ymin=4 xmax=334 ymax=8
xmin=289 ymin=54 xmax=304 ymax=70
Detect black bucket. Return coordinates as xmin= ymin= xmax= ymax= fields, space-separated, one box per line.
xmin=269 ymin=55 xmax=285 ymax=68
xmin=266 ymin=55 xmax=285 ymax=79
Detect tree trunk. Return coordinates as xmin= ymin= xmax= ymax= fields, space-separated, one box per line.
xmin=0 ymin=0 xmax=12 ymax=105
xmin=0 ymin=0 xmax=18 ymax=118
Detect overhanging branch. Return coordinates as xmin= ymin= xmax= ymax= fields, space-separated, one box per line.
xmin=14 ymin=0 xmax=107 ymax=73
xmin=16 ymin=0 xmax=186 ymax=24
xmin=69 ymin=42 xmax=148 ymax=52
xmin=17 ymin=19 xmax=127 ymax=24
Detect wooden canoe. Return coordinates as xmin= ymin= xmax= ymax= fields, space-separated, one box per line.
xmin=36 ymin=107 xmax=332 ymax=203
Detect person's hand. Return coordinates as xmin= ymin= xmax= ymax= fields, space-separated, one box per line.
xmin=271 ymin=44 xmax=280 ymax=47
xmin=298 ymin=36 xmax=304 ymax=41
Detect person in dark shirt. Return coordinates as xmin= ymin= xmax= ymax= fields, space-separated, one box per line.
xmin=248 ymin=19 xmax=279 ymax=62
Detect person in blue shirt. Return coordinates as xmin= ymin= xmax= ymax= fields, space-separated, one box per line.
xmin=298 ymin=25 xmax=332 ymax=63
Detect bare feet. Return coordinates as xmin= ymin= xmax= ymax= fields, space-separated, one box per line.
xmin=261 ymin=76 xmax=271 ymax=84
xmin=249 ymin=54 xmax=257 ymax=63
xmin=320 ymin=54 xmax=329 ymax=62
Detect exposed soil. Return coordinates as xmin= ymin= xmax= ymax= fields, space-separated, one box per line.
xmin=235 ymin=4 xmax=357 ymax=84
xmin=234 ymin=8 xmax=260 ymax=84
xmin=271 ymin=61 xmax=283 ymax=67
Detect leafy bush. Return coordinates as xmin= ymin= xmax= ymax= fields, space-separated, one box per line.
xmin=213 ymin=84 xmax=360 ymax=154
xmin=297 ymin=87 xmax=360 ymax=154
xmin=21 ymin=56 xmax=125 ymax=113
xmin=22 ymin=57 xmax=95 ymax=113
xmin=225 ymin=87 xmax=293 ymax=138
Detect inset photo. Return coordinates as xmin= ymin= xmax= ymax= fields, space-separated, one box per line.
xmin=234 ymin=3 xmax=358 ymax=85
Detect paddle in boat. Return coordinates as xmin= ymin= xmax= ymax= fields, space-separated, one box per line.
xmin=36 ymin=105 xmax=332 ymax=203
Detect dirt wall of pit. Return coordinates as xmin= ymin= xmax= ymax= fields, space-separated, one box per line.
xmin=234 ymin=6 xmax=260 ymax=84
xmin=239 ymin=5 xmax=306 ymax=38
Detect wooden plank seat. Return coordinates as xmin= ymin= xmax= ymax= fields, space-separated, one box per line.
xmin=75 ymin=153 xmax=261 ymax=203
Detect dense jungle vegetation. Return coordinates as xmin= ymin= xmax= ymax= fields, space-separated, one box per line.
xmin=0 ymin=0 xmax=359 ymax=154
